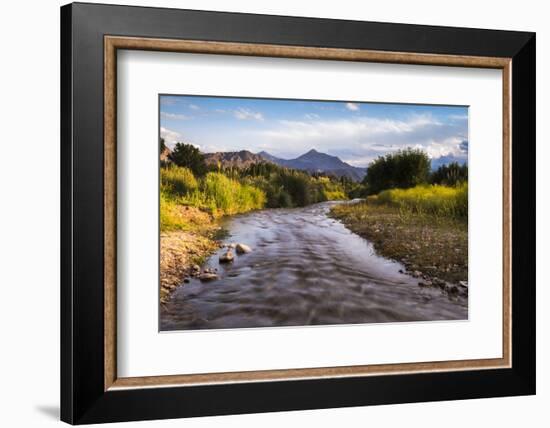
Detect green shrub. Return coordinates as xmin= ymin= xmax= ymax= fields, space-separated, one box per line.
xmin=191 ymin=172 xmax=266 ymax=216
xmin=324 ymin=190 xmax=347 ymax=200
xmin=431 ymin=162 xmax=468 ymax=186
xmin=363 ymin=148 xmax=431 ymax=194
xmin=169 ymin=142 xmax=207 ymax=176
xmin=160 ymin=165 xmax=198 ymax=197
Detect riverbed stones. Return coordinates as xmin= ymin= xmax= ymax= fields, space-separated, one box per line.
xmin=219 ymin=250 xmax=234 ymax=263
xmin=236 ymin=243 xmax=252 ymax=254
xmin=447 ymin=284 xmax=459 ymax=295
xmin=199 ymin=272 xmax=218 ymax=282
xmin=432 ymin=278 xmax=447 ymax=289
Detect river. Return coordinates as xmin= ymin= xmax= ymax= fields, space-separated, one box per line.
xmin=160 ymin=201 xmax=467 ymax=331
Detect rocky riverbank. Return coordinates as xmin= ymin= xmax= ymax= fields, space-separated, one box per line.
xmin=329 ymin=202 xmax=468 ymax=298
xmin=160 ymin=231 xmax=219 ymax=302
xmin=160 ymin=206 xmax=222 ymax=302
xmin=160 ymin=206 xmax=256 ymax=302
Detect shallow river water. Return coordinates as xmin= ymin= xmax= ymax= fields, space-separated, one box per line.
xmin=160 ymin=201 xmax=467 ymax=331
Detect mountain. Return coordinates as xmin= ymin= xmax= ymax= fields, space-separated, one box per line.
xmin=257 ymin=151 xmax=280 ymax=163
xmin=203 ymin=150 xmax=267 ymax=169
xmin=259 ymin=149 xmax=366 ymax=182
xmin=200 ymin=148 xmax=366 ymax=181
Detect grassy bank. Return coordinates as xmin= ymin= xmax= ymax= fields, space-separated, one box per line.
xmin=159 ymin=206 xmax=221 ymax=302
xmin=161 ymin=166 xmax=266 ymax=224
xmin=330 ymin=186 xmax=468 ymax=289
xmin=159 ymin=164 xmax=351 ymax=301
xmin=160 ymin=166 xmax=264 ymax=301
xmin=374 ymin=183 xmax=468 ymax=219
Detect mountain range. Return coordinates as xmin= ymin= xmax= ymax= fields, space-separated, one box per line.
xmin=202 ymin=150 xmax=267 ymax=169
xmin=257 ymin=149 xmax=366 ymax=182
xmin=203 ymin=149 xmax=366 ymax=181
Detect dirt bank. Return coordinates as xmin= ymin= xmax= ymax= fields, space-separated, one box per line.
xmin=329 ymin=202 xmax=468 ymax=295
xmin=160 ymin=206 xmax=220 ymax=302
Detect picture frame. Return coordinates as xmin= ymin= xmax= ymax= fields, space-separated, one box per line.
xmin=61 ymin=2 xmax=535 ymax=424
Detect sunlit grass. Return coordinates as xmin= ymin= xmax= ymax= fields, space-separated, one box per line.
xmin=160 ymin=165 xmax=198 ymax=196
xmin=375 ymin=183 xmax=468 ymax=219
xmin=196 ymin=172 xmax=266 ymax=216
xmin=160 ymin=169 xmax=267 ymax=231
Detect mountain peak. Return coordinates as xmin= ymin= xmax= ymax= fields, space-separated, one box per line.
xmin=298 ymin=148 xmax=337 ymax=161
xmin=208 ymin=148 xmax=366 ymax=182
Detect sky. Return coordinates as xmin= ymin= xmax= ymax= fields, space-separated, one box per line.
xmin=160 ymin=95 xmax=468 ymax=168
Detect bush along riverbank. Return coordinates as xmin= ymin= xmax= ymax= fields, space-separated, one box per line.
xmin=159 ymin=162 xmax=349 ymax=301
xmin=330 ymin=189 xmax=468 ymax=298
xmin=160 ymin=152 xmax=349 ymax=302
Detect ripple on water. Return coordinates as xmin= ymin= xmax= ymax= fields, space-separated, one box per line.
xmin=160 ymin=201 xmax=467 ymax=331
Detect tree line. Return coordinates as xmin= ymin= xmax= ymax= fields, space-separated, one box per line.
xmin=162 ymin=141 xmax=468 ymax=204
xmin=161 ymin=141 xmax=348 ymax=209
xmin=361 ymin=148 xmax=468 ymax=195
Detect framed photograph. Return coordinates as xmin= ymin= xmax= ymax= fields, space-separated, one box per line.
xmin=61 ymin=2 xmax=535 ymax=424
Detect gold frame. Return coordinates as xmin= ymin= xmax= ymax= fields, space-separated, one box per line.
xmin=104 ymin=36 xmax=512 ymax=391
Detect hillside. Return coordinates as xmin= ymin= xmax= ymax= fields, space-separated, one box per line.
xmin=203 ymin=150 xmax=268 ymax=169
xmin=258 ymin=149 xmax=366 ymax=182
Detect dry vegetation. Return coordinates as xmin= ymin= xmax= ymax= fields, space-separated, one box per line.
xmin=330 ymin=202 xmax=468 ymax=285
xmin=159 ymin=206 xmax=220 ymax=302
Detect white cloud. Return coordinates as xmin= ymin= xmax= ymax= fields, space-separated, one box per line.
xmin=160 ymin=127 xmax=181 ymax=144
xmin=423 ymin=137 xmax=466 ymax=159
xmin=304 ymin=113 xmax=320 ymax=120
xmin=189 ymin=104 xmax=200 ymax=110
xmin=245 ymin=113 xmax=466 ymax=166
xmin=346 ymin=102 xmax=360 ymax=111
xmin=258 ymin=115 xmax=441 ymax=143
xmin=233 ymin=108 xmax=264 ymax=121
xmin=161 ymin=112 xmax=189 ymax=120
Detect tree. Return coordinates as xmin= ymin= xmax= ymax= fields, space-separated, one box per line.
xmin=169 ymin=143 xmax=207 ymax=176
xmin=159 ymin=138 xmax=166 ymax=155
xmin=363 ymin=148 xmax=431 ymax=194
xmin=431 ymin=162 xmax=468 ymax=186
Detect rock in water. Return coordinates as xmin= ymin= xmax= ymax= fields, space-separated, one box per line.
xmin=219 ymin=250 xmax=234 ymax=263
xmin=199 ymin=272 xmax=219 ymax=282
xmin=236 ymin=243 xmax=252 ymax=254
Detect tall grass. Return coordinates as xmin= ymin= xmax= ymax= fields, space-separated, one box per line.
xmin=196 ymin=172 xmax=266 ymax=215
xmin=160 ymin=192 xmax=189 ymax=231
xmin=161 ymin=167 xmax=266 ymax=229
xmin=160 ymin=165 xmax=198 ymax=196
xmin=375 ymin=183 xmax=468 ymax=219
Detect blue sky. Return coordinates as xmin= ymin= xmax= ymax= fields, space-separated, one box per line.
xmin=160 ymin=95 xmax=468 ymax=168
